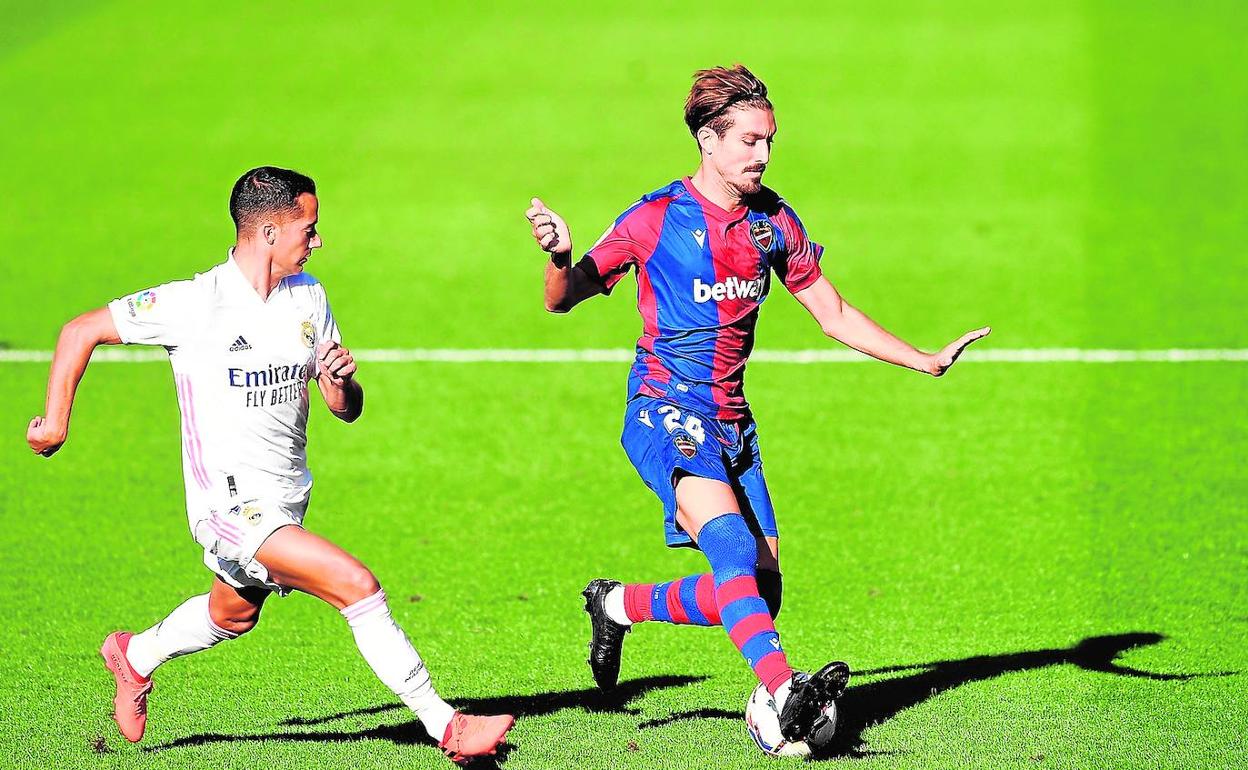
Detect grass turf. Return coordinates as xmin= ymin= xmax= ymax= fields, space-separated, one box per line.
xmin=0 ymin=0 xmax=1244 ymax=768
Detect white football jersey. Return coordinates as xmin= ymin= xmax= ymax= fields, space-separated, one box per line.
xmin=108 ymin=252 xmax=340 ymax=509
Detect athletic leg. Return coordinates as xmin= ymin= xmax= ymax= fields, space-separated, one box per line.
xmin=609 ymin=532 xmax=781 ymax=626
xmin=672 ymin=476 xmax=794 ymax=695
xmin=101 ymin=578 xmax=264 ymax=742
xmin=675 ymin=478 xmax=848 ymax=742
xmin=125 ymin=579 xmax=264 ymax=677
xmin=253 ymin=526 xmax=512 ymax=758
xmin=587 ymin=399 xmax=785 ymax=690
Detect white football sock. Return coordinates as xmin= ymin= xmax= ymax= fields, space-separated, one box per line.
xmin=772 ymin=678 xmax=793 ymax=711
xmin=341 ymin=589 xmax=455 ymax=741
xmin=604 ymin=585 xmax=633 ymax=626
xmin=125 ymin=594 xmax=238 ymax=679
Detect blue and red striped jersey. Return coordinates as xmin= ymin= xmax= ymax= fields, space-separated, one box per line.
xmin=583 ymin=178 xmax=824 ymax=420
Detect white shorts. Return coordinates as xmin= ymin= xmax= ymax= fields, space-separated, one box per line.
xmin=189 ymin=496 xmax=308 ymax=595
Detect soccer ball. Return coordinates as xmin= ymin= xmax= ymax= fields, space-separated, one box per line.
xmin=744 ymin=682 xmax=838 ymax=758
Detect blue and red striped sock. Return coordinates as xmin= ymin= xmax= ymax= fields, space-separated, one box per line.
xmin=701 ymin=513 xmax=793 ymax=695
xmin=622 ymin=514 xmax=793 ymax=695
xmin=623 ymin=574 xmax=720 ymax=626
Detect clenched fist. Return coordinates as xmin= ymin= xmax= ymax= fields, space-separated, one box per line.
xmin=317 ymin=340 xmax=356 ymax=386
xmin=525 ymin=197 xmax=572 ymax=257
xmin=27 ymin=415 xmax=66 ymax=457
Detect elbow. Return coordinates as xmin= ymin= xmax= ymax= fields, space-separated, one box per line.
xmin=61 ymin=308 xmax=113 ymax=348
xmin=61 ymin=315 xmax=98 ymax=347
xmin=818 ymin=305 xmax=850 ymax=340
xmin=544 ymin=297 xmax=571 ymax=314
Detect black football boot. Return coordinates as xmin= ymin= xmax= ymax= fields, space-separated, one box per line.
xmin=778 ymin=660 xmax=852 ymax=742
xmin=581 ymin=578 xmax=631 ymax=691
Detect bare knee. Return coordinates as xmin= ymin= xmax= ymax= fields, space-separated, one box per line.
xmin=210 ymin=604 xmax=262 ymax=636
xmin=336 ymin=563 xmax=382 ymax=607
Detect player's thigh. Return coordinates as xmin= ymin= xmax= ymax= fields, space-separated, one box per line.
xmin=208 ymin=577 xmax=269 ymax=632
xmin=674 ymin=475 xmax=743 ymax=540
xmin=254 ymin=526 xmax=379 ymax=610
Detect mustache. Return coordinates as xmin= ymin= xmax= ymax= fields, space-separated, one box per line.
xmin=744 ymin=165 xmax=767 ymax=173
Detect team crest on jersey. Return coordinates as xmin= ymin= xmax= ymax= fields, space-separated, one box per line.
xmin=237 ymin=501 xmax=267 ymax=526
xmin=300 ymin=320 xmax=315 ymax=348
xmin=749 ymin=220 xmax=775 ymax=252
xmin=673 ymin=435 xmax=698 ymax=459
xmin=241 ymin=504 xmax=264 ymax=526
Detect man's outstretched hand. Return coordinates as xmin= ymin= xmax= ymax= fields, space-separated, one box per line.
xmin=926 ymin=326 xmax=991 ymax=376
xmin=27 ymin=415 xmax=66 ymax=457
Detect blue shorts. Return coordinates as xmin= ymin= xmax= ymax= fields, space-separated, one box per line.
xmin=621 ymin=396 xmax=778 ymax=548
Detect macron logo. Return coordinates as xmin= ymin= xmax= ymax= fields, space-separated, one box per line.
xmin=693 ymin=276 xmax=765 ymax=303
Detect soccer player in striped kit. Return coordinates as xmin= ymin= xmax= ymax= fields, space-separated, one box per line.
xmin=26 ymin=167 xmax=512 ymax=763
xmin=526 ymin=66 xmax=989 ymax=745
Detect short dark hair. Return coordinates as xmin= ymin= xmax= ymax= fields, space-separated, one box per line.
xmin=684 ymin=65 xmax=772 ymax=137
xmin=229 ymin=166 xmax=316 ymax=232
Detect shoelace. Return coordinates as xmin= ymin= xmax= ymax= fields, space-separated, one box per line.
xmin=442 ymin=713 xmax=467 ymax=749
xmin=441 ymin=717 xmax=466 ymax=762
xmin=131 ymin=682 xmax=153 ymax=715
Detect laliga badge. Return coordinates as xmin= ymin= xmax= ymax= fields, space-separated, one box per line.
xmin=749 ymin=220 xmax=775 ymax=252
xmin=673 ymin=435 xmax=698 ymax=459
xmin=300 ymin=320 xmax=316 ymax=348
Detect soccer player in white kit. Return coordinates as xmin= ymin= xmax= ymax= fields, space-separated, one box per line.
xmin=25 ymin=167 xmax=513 ymax=763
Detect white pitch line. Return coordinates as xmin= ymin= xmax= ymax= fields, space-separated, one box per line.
xmin=0 ymin=348 xmax=1246 ymax=364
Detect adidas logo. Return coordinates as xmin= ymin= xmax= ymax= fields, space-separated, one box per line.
xmin=228 ymin=336 xmax=252 ymax=352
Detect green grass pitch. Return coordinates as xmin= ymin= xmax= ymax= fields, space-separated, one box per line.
xmin=1 ymin=1 xmax=1244 ymax=768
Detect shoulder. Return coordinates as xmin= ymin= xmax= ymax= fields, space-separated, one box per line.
xmin=611 ymin=180 xmax=684 ymax=235
xmin=283 ymin=271 xmax=330 ymax=310
xmin=142 ymin=264 xmax=216 ymax=301
xmin=285 ymin=271 xmax=323 ymax=292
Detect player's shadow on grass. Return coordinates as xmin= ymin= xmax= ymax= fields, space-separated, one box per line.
xmin=143 ymin=674 xmax=704 ymax=767
xmin=818 ymin=632 xmax=1228 ymax=760
xmin=639 ymin=632 xmax=1224 ymax=760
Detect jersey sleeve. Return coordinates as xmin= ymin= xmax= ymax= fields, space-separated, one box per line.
xmin=107 ymin=279 xmax=199 ymax=347
xmin=311 ymin=283 xmax=342 ymax=379
xmin=771 ymin=204 xmax=825 ymax=293
xmin=581 ymin=199 xmax=665 ymax=294
xmin=316 ymin=285 xmax=341 ymax=345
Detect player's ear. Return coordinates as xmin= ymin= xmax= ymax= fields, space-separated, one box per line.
xmin=262 ymin=222 xmax=277 ymax=246
xmin=696 ymin=126 xmax=717 ymax=156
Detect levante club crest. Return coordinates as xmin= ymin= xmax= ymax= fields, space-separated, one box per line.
xmin=673 ymin=435 xmax=698 ymax=459
xmin=750 ymin=220 xmax=775 ymax=251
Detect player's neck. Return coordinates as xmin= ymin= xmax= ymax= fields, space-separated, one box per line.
xmin=689 ymin=167 xmax=745 ymax=213
xmin=231 ymin=242 xmax=283 ymax=300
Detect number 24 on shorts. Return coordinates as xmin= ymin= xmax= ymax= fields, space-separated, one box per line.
xmin=638 ymin=404 xmax=705 ymax=444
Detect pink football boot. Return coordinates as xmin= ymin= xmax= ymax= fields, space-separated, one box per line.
xmin=438 ymin=712 xmax=515 ymax=764
xmin=100 ymin=631 xmax=153 ymax=742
